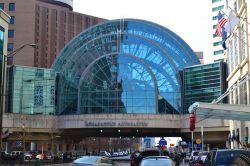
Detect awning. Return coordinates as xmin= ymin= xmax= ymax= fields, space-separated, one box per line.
xmin=188 ymin=102 xmax=250 ymax=121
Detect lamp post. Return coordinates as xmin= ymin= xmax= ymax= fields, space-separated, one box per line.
xmin=0 ymin=43 xmax=37 ymax=155
xmin=22 ymin=124 xmax=25 ymax=152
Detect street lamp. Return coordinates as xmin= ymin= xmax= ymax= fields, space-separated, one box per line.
xmin=22 ymin=124 xmax=25 ymax=152
xmin=0 ymin=43 xmax=37 ymax=154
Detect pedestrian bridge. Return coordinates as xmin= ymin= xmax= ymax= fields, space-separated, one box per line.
xmin=3 ymin=113 xmax=229 ymax=143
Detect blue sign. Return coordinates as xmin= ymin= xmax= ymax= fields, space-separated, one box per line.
xmin=159 ymin=137 xmax=167 ymax=146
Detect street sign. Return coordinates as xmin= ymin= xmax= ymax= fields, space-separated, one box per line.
xmin=159 ymin=137 xmax=167 ymax=146
xmin=196 ymin=139 xmax=201 ymax=144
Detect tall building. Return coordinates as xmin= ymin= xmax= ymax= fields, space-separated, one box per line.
xmin=0 ymin=9 xmax=10 ymax=118
xmin=0 ymin=0 xmax=106 ymax=68
xmin=210 ymin=0 xmax=227 ymax=62
xmin=183 ymin=62 xmax=227 ymax=114
xmin=224 ymin=0 xmax=250 ymax=148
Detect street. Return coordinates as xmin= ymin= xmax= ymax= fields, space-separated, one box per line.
xmin=44 ymin=160 xmax=189 ymax=166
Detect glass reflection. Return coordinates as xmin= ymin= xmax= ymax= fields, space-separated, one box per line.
xmin=52 ymin=19 xmax=200 ymax=115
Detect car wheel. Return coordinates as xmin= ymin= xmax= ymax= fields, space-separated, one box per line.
xmin=25 ymin=156 xmax=30 ymax=160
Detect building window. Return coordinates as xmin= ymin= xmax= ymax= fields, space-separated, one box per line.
xmin=214 ymin=59 xmax=224 ymax=62
xmin=212 ymin=16 xmax=217 ymax=20
xmin=234 ymin=34 xmax=238 ymax=67
xmin=7 ymin=43 xmax=14 ymax=51
xmin=241 ymin=81 xmax=247 ymax=104
xmin=230 ymin=41 xmax=234 ymax=72
xmin=241 ymin=24 xmax=246 ymax=60
xmin=213 ymin=41 xmax=221 ymax=46
xmin=213 ymin=25 xmax=217 ymax=29
xmin=10 ymin=16 xmax=15 ymax=24
xmin=212 ymin=0 xmax=222 ymax=3
xmin=50 ymin=85 xmax=55 ymax=105
xmin=212 ymin=5 xmax=224 ymax=12
xmin=213 ymin=50 xmax=224 ymax=55
xmin=234 ymin=1 xmax=237 ymax=12
xmin=0 ymin=3 xmax=4 ymax=10
xmin=34 ymin=85 xmax=43 ymax=106
xmin=9 ymin=3 xmax=15 ymax=11
xmin=8 ymin=30 xmax=14 ymax=38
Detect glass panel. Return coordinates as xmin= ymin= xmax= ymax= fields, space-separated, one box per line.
xmin=52 ymin=19 xmax=200 ymax=115
xmin=9 ymin=3 xmax=15 ymax=11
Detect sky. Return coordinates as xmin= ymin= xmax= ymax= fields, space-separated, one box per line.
xmin=73 ymin=0 xmax=211 ymax=59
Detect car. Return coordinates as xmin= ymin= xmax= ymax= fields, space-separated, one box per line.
xmin=139 ymin=156 xmax=175 ymax=166
xmin=10 ymin=151 xmax=24 ymax=159
xmin=1 ymin=151 xmax=11 ymax=160
xmin=99 ymin=151 xmax=111 ymax=157
xmin=24 ymin=152 xmax=33 ymax=161
xmin=193 ymin=151 xmax=208 ymax=165
xmin=189 ymin=151 xmax=199 ymax=165
xmin=204 ymin=149 xmax=250 ymax=166
xmin=131 ymin=149 xmax=160 ymax=166
xmin=71 ymin=155 xmax=114 ymax=166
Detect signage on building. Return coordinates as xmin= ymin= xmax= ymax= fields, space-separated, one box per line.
xmin=85 ymin=121 xmax=148 ymax=127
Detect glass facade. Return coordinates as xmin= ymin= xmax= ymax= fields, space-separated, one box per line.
xmin=52 ymin=19 xmax=200 ymax=115
xmin=183 ymin=62 xmax=226 ymax=113
xmin=7 ymin=66 xmax=56 ymax=115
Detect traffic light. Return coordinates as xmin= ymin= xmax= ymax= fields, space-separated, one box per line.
xmin=189 ymin=112 xmax=196 ymax=131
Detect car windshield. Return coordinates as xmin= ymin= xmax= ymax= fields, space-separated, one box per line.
xmin=73 ymin=156 xmax=98 ymax=164
xmin=140 ymin=158 xmax=172 ymax=166
xmin=193 ymin=152 xmax=199 ymax=156
xmin=202 ymin=152 xmax=208 ymax=156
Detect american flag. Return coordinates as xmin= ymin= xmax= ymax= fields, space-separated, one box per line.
xmin=215 ymin=11 xmax=228 ymax=37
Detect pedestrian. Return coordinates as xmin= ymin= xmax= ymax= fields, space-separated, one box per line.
xmin=174 ymin=152 xmax=181 ymax=166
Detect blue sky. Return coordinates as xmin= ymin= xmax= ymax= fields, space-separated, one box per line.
xmin=73 ymin=0 xmax=211 ymax=56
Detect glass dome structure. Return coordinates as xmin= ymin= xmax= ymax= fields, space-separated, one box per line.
xmin=52 ymin=19 xmax=200 ymax=115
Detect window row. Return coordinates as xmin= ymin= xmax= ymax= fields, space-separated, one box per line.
xmin=0 ymin=3 xmax=15 ymax=11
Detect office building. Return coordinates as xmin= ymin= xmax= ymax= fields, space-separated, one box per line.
xmin=224 ymin=0 xmax=250 ymax=148
xmin=0 ymin=0 xmax=106 ymax=68
xmin=183 ymin=62 xmax=227 ymax=114
xmin=6 ymin=65 xmax=56 ymax=115
xmin=210 ymin=0 xmax=227 ymax=62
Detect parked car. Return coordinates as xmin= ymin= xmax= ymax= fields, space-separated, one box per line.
xmin=189 ymin=151 xmax=199 ymax=166
xmin=193 ymin=151 xmax=208 ymax=166
xmin=10 ymin=151 xmax=24 ymax=159
xmin=1 ymin=151 xmax=11 ymax=160
xmin=204 ymin=149 xmax=250 ymax=166
xmin=131 ymin=149 xmax=160 ymax=166
xmin=24 ymin=152 xmax=33 ymax=161
xmin=71 ymin=155 xmax=114 ymax=166
xmin=139 ymin=156 xmax=175 ymax=166
xmin=99 ymin=151 xmax=111 ymax=157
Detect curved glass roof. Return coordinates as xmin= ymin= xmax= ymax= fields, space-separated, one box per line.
xmin=52 ymin=19 xmax=200 ymax=115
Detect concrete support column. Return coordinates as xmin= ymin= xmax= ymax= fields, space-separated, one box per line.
xmin=240 ymin=121 xmax=245 ymax=148
xmin=30 ymin=141 xmax=36 ymax=151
